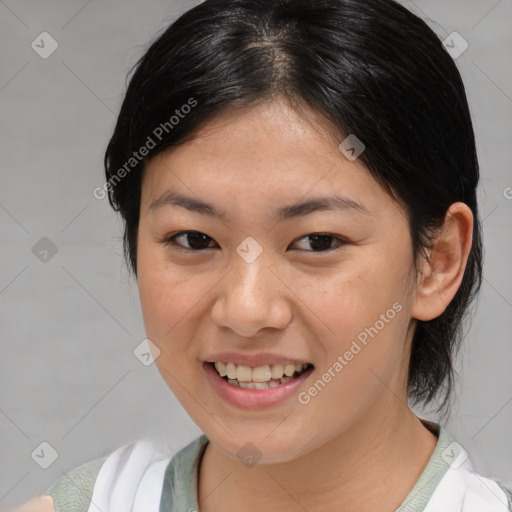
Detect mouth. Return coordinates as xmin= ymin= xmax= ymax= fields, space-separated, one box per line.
xmin=209 ymin=361 xmax=315 ymax=389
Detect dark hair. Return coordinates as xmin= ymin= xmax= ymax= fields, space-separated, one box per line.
xmin=104 ymin=0 xmax=483 ymax=414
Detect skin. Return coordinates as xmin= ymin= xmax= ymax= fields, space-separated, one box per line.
xmin=10 ymin=495 xmax=55 ymax=512
xmin=134 ymin=98 xmax=473 ymax=512
xmin=19 ymin=97 xmax=473 ymax=512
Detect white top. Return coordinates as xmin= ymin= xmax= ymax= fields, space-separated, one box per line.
xmin=46 ymin=422 xmax=512 ymax=512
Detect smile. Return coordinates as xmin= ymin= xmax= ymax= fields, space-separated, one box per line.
xmin=204 ymin=360 xmax=315 ymax=409
xmin=212 ymin=361 xmax=313 ymax=389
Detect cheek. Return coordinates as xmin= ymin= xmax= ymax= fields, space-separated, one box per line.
xmin=306 ymin=254 xmax=409 ymax=344
xmin=299 ymin=299 xmax=409 ymax=434
xmin=139 ymin=268 xmax=202 ymax=340
xmin=136 ymin=246 xmax=227 ymax=376
xmin=136 ymin=258 xmax=210 ymax=400
xmin=300 ymin=250 xmax=412 ymax=410
xmin=136 ymin=244 xmax=196 ymax=348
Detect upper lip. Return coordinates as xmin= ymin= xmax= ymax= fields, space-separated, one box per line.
xmin=204 ymin=352 xmax=313 ymax=368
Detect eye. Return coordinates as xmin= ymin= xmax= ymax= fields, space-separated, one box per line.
xmin=290 ymin=233 xmax=346 ymax=252
xmin=161 ymin=231 xmax=346 ymax=253
xmin=162 ymin=231 xmax=217 ymax=251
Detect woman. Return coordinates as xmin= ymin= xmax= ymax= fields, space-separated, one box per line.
xmin=16 ymin=0 xmax=512 ymax=510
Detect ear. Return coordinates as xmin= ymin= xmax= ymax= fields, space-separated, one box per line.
xmin=412 ymin=202 xmax=474 ymax=321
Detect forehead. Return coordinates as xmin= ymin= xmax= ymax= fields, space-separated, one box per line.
xmin=140 ymin=100 xmax=387 ymax=214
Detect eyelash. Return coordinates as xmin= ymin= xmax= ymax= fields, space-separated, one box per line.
xmin=161 ymin=231 xmax=347 ymax=253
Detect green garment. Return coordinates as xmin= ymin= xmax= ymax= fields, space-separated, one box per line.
xmin=46 ymin=423 xmax=512 ymax=512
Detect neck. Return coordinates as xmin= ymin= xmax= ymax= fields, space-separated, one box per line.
xmin=198 ymin=395 xmax=438 ymax=512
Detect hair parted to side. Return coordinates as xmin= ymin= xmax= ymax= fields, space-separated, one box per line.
xmin=103 ymin=0 xmax=483 ymax=415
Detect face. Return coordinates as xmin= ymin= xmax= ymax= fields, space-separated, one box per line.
xmin=137 ymin=98 xmax=418 ymax=464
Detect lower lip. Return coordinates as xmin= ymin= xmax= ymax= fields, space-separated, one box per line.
xmin=203 ymin=362 xmax=314 ymax=410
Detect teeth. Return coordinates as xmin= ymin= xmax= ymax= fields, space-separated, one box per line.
xmin=226 ymin=362 xmax=237 ymax=380
xmin=270 ymin=364 xmax=284 ymax=379
xmin=217 ymin=363 xmax=228 ymax=377
xmin=284 ymin=364 xmax=296 ymax=377
xmin=226 ymin=378 xmax=297 ymax=389
xmin=213 ymin=361 xmax=311 ymax=385
xmin=236 ymin=365 xmax=253 ymax=382
xmin=252 ymin=365 xmax=271 ymax=382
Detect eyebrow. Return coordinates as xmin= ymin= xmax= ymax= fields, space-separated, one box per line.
xmin=148 ymin=189 xmax=371 ymax=221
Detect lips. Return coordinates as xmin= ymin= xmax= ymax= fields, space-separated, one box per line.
xmin=203 ymin=360 xmax=315 ymax=409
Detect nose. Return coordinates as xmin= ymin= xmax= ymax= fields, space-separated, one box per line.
xmin=210 ymin=251 xmax=293 ymax=338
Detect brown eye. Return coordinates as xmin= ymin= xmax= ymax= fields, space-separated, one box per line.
xmin=291 ymin=233 xmax=346 ymax=252
xmin=162 ymin=231 xmax=346 ymax=253
xmin=164 ymin=231 xmax=216 ymax=251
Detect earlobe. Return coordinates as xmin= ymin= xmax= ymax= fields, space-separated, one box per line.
xmin=412 ymin=202 xmax=474 ymax=322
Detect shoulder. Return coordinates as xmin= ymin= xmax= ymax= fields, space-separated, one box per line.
xmin=425 ymin=425 xmax=512 ymax=511
xmin=45 ymin=456 xmax=107 ymax=512
xmin=462 ymin=472 xmax=512 ymax=511
xmin=24 ymin=435 xmax=207 ymax=512
xmin=12 ymin=456 xmax=106 ymax=512
xmin=399 ymin=422 xmax=512 ymax=512
xmin=42 ymin=437 xmax=172 ymax=512
xmin=57 ymin=437 xmax=178 ymax=511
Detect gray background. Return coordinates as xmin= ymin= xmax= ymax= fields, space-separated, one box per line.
xmin=1 ymin=0 xmax=511 ymax=509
